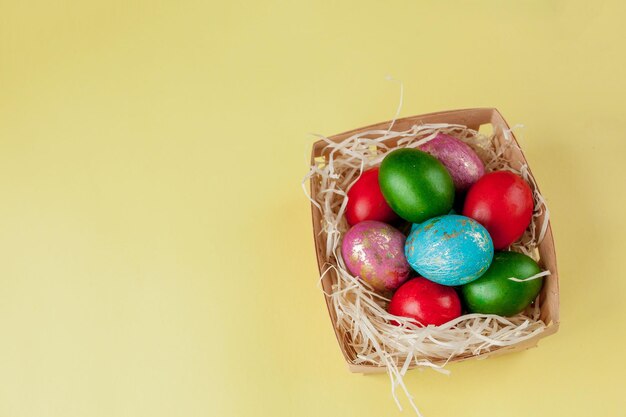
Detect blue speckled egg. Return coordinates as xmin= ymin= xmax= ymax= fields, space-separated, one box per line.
xmin=405 ymin=215 xmax=494 ymax=286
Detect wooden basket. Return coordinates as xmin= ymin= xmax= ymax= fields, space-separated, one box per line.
xmin=309 ymin=108 xmax=560 ymax=374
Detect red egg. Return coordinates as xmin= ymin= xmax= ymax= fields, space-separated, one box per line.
xmin=463 ymin=171 xmax=534 ymax=250
xmin=345 ymin=168 xmax=398 ymax=225
xmin=388 ymin=278 xmax=461 ymax=326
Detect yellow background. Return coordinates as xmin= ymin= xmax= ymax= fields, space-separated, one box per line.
xmin=1 ymin=1 xmax=625 ymax=416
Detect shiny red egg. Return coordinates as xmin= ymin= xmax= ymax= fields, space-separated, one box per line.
xmin=388 ymin=278 xmax=462 ymax=326
xmin=462 ymin=171 xmax=534 ymax=249
xmin=345 ymin=168 xmax=398 ymax=225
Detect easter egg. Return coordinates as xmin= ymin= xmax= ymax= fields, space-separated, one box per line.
xmin=379 ymin=148 xmax=454 ymax=223
xmin=405 ymin=215 xmax=493 ymax=286
xmin=341 ymin=221 xmax=410 ymax=292
xmin=419 ymin=133 xmax=485 ymax=192
xmin=388 ymin=277 xmax=461 ymax=326
xmin=461 ymin=251 xmax=543 ymax=316
xmin=345 ymin=168 xmax=398 ymax=226
xmin=463 ymin=171 xmax=534 ymax=249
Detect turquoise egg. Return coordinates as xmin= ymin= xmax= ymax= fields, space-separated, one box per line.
xmin=405 ymin=215 xmax=494 ymax=286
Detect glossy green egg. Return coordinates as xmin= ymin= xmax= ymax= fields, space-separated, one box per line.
xmin=461 ymin=251 xmax=543 ymax=316
xmin=379 ymin=148 xmax=454 ymax=223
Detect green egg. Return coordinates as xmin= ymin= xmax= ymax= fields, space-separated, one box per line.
xmin=461 ymin=251 xmax=544 ymax=317
xmin=379 ymin=148 xmax=454 ymax=223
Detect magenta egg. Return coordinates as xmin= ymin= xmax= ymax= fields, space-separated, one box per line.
xmin=341 ymin=221 xmax=410 ymax=292
xmin=419 ymin=133 xmax=485 ymax=192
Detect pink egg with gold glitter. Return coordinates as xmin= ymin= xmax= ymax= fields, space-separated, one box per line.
xmin=419 ymin=133 xmax=485 ymax=192
xmin=341 ymin=221 xmax=411 ymax=292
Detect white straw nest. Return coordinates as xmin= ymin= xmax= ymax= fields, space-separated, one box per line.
xmin=303 ymin=123 xmax=550 ymax=415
